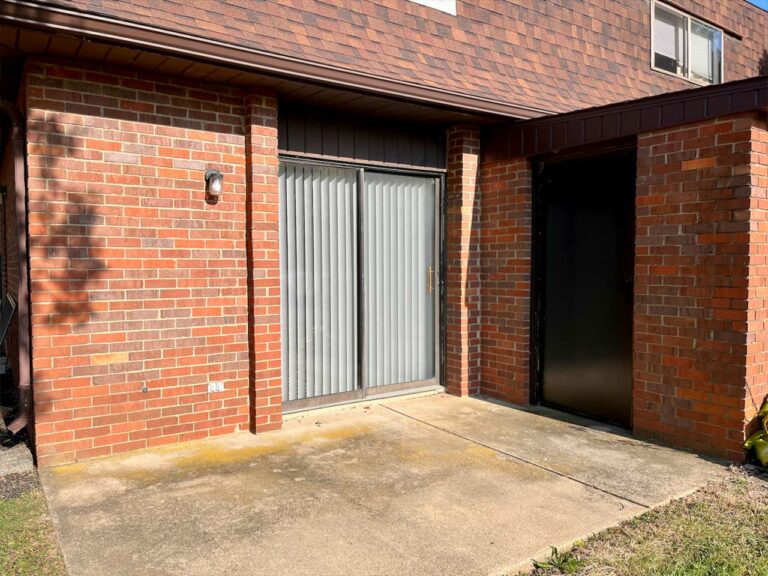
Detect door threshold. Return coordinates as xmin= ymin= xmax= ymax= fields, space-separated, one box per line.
xmin=282 ymin=385 xmax=444 ymax=417
xmin=536 ymin=400 xmax=632 ymax=431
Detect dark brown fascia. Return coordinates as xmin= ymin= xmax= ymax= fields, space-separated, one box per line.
xmin=486 ymin=75 xmax=768 ymax=160
xmin=0 ymin=0 xmax=552 ymax=120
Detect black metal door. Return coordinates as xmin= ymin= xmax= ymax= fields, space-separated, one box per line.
xmin=536 ymin=150 xmax=635 ymax=427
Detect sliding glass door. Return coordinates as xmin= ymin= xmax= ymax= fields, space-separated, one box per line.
xmin=279 ymin=160 xmax=439 ymax=408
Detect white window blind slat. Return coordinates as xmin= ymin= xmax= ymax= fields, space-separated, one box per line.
xmin=654 ymin=14 xmax=679 ymax=59
xmin=653 ymin=4 xmax=687 ymax=76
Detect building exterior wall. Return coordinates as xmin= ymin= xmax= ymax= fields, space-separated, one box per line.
xmin=10 ymin=57 xmax=767 ymax=465
xmin=472 ymin=111 xmax=768 ymax=461
xmin=21 ymin=56 xmax=460 ymax=465
xmin=23 ymin=60 xmax=276 ymax=465
xmin=634 ymin=112 xmax=767 ymax=460
xmin=479 ymin=157 xmax=532 ymax=405
xmin=747 ymin=120 xmax=768 ymax=433
xmin=40 ymin=0 xmax=768 ymax=115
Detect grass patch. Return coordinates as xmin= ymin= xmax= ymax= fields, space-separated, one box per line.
xmin=0 ymin=480 xmax=67 ymax=576
xmin=521 ymin=467 xmax=768 ymax=576
xmin=532 ymin=546 xmax=585 ymax=574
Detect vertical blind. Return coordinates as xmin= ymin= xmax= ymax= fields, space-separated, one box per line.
xmin=690 ymin=21 xmax=720 ymax=84
xmin=279 ymin=163 xmax=358 ymax=402
xmin=363 ymin=172 xmax=435 ymax=388
xmin=653 ymin=5 xmax=685 ymax=66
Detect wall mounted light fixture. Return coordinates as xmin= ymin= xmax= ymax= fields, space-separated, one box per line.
xmin=205 ymin=169 xmax=224 ymax=197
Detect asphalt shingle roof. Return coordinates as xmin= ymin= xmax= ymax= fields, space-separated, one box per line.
xmin=44 ymin=0 xmax=768 ymax=114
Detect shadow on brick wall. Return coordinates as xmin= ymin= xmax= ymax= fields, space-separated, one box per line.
xmin=31 ymin=118 xmax=107 ymax=327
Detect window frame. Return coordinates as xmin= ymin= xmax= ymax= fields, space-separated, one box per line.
xmin=650 ymin=0 xmax=724 ymax=86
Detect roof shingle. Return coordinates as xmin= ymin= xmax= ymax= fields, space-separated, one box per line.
xmin=40 ymin=0 xmax=768 ymax=114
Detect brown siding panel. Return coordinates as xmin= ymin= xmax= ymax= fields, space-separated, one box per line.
xmin=279 ymin=105 xmax=446 ymax=169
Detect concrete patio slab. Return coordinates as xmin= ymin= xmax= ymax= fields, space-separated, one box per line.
xmin=40 ymin=394 xmax=723 ymax=576
xmin=387 ymin=394 xmax=726 ymax=507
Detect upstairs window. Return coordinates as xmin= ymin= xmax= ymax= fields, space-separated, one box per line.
xmin=652 ymin=2 xmax=723 ymax=85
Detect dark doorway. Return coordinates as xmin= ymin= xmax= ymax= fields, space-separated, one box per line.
xmin=534 ymin=149 xmax=635 ymax=427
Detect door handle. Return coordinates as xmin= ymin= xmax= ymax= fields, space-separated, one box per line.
xmin=428 ymin=265 xmax=433 ymax=295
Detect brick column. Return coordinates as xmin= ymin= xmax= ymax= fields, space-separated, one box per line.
xmin=445 ymin=125 xmax=481 ymax=396
xmin=479 ymin=158 xmax=532 ymax=404
xmin=245 ymin=92 xmax=282 ymax=433
xmin=745 ymin=117 xmax=768 ymax=439
xmin=634 ymin=112 xmax=767 ymax=460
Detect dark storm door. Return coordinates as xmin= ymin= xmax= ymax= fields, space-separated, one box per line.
xmin=536 ymin=151 xmax=635 ymax=427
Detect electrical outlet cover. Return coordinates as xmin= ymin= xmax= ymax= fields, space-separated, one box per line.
xmin=208 ymin=381 xmax=224 ymax=393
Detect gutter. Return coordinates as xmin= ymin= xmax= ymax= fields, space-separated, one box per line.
xmin=0 ymin=100 xmax=31 ymax=435
xmin=0 ymin=0 xmax=553 ymax=120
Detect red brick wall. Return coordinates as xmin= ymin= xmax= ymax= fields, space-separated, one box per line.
xmin=634 ymin=112 xmax=766 ymax=460
xmin=476 ymin=113 xmax=767 ymax=461
xmin=445 ymin=125 xmax=481 ymax=396
xmin=244 ymin=93 xmax=282 ymax=432
xmin=745 ymin=118 xmax=768 ymax=430
xmin=479 ymin=158 xmax=532 ymax=404
xmin=23 ymin=60 xmax=276 ymax=465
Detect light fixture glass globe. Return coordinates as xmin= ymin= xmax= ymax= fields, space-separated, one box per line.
xmin=205 ymin=169 xmax=224 ymax=197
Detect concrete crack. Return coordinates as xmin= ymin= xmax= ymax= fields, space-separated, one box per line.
xmin=381 ymin=404 xmax=650 ymax=510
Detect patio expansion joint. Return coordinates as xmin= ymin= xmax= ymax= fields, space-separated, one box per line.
xmin=381 ymin=404 xmax=651 ymax=510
